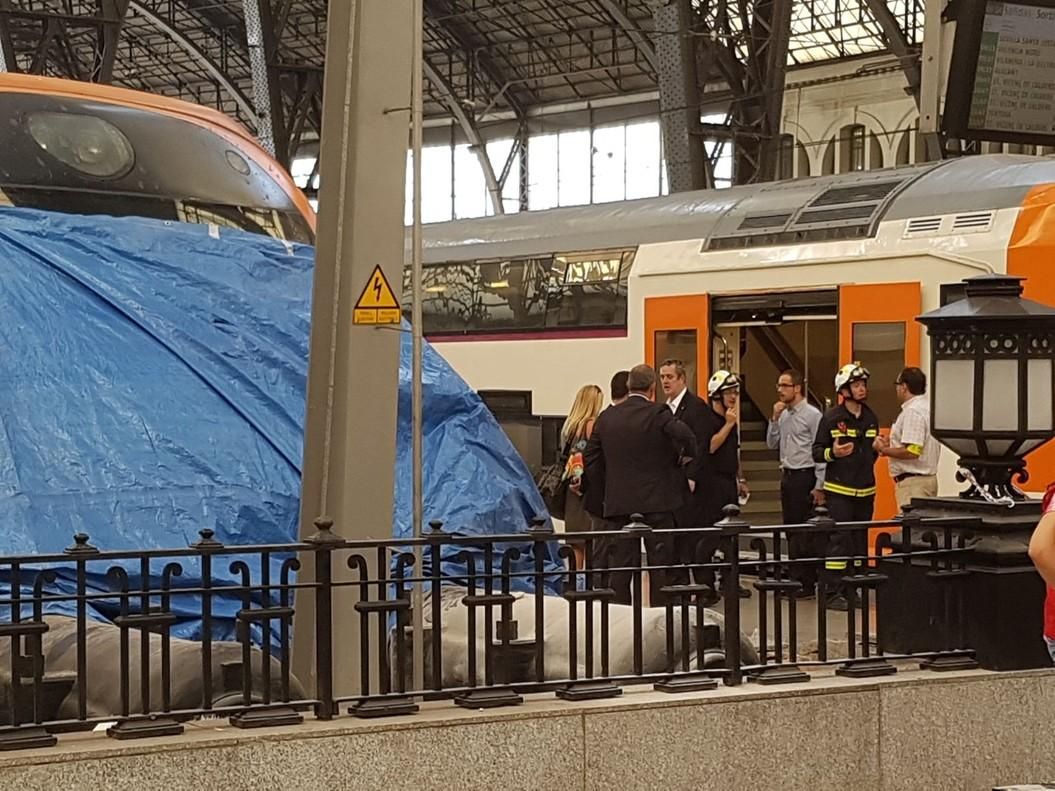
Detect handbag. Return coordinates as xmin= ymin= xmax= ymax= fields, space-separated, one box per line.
xmin=536 ymin=439 xmax=573 ymax=519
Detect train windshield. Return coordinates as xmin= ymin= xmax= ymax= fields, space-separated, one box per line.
xmin=0 ymin=91 xmax=313 ymax=245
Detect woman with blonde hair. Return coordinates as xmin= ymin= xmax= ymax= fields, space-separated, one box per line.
xmin=561 ymin=384 xmax=604 ymax=571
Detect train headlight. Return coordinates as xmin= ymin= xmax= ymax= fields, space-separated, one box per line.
xmin=26 ymin=111 xmax=135 ymax=179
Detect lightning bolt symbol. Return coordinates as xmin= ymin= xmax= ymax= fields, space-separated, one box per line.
xmin=373 ymin=277 xmax=382 ymax=301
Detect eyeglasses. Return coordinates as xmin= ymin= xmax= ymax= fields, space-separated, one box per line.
xmin=776 ymin=383 xmax=795 ymax=389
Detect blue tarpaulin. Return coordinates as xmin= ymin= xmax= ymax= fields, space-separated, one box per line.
xmin=0 ymin=207 xmax=561 ymax=644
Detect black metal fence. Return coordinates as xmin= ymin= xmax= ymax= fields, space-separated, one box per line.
xmin=0 ymin=505 xmax=977 ymax=750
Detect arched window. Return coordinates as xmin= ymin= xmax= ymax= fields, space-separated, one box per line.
xmin=777 ymin=134 xmax=795 ymax=180
xmin=839 ymin=124 xmax=867 ymax=172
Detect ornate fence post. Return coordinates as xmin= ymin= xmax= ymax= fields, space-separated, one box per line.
xmin=306 ymin=516 xmax=342 ymax=720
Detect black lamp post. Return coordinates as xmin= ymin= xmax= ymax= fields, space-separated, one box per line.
xmin=878 ymin=273 xmax=1055 ymax=670
xmin=917 ymin=273 xmax=1055 ymax=502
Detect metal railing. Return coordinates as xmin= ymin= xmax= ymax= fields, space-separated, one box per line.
xmin=0 ymin=505 xmax=977 ymax=750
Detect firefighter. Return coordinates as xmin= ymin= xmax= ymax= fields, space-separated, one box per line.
xmin=694 ymin=370 xmax=750 ymax=599
xmin=812 ymin=362 xmax=883 ymax=610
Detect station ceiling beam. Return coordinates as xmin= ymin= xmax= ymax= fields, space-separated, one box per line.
xmin=860 ymin=0 xmax=922 ymax=107
xmin=596 ymin=0 xmax=658 ymax=72
xmin=423 ymin=59 xmax=505 ymax=214
xmin=727 ymin=0 xmax=794 ymax=184
xmin=0 ymin=1 xmax=129 ymax=81
xmin=127 ymin=0 xmax=257 ymax=122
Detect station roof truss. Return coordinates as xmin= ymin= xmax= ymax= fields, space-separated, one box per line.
xmin=0 ymin=0 xmax=924 ymax=163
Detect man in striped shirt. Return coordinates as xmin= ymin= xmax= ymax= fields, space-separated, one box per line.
xmin=874 ymin=367 xmax=941 ymax=509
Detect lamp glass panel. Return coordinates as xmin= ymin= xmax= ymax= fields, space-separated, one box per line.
xmin=934 ymin=359 xmax=975 ymax=431
xmin=1028 ymin=359 xmax=1054 ymax=431
xmin=1019 ymin=438 xmax=1049 ymax=454
xmin=983 ymin=439 xmax=1015 ymax=457
xmin=937 ymin=437 xmax=980 ymax=457
xmin=982 ymin=359 xmax=1018 ymax=431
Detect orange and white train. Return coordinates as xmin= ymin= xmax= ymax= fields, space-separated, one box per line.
xmin=416 ymin=155 xmax=1055 ymax=521
xmin=0 ymin=73 xmax=314 ymax=243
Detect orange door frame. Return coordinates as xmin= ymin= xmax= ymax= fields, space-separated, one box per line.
xmin=644 ymin=294 xmax=711 ymax=393
xmin=1008 ymin=184 xmax=1055 ymax=492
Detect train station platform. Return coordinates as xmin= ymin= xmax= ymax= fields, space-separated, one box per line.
xmin=0 ymin=665 xmax=1049 ymax=791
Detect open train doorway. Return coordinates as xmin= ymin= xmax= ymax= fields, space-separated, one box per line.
xmin=710 ymin=289 xmax=839 ymax=525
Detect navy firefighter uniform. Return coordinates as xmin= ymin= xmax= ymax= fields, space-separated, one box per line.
xmin=812 ymin=363 xmax=880 ymax=576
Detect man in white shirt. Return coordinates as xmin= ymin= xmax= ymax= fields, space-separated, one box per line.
xmin=874 ymin=367 xmax=941 ymax=509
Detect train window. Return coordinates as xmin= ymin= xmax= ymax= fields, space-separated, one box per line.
xmin=558 ymin=253 xmax=622 ymax=284
xmin=848 ymin=125 xmax=866 ymax=172
xmin=478 ymin=390 xmax=533 ymax=417
xmin=178 ymin=202 xmax=297 ymax=242
xmin=0 ymin=187 xmax=179 ymax=222
xmin=851 ymin=322 xmax=906 ymax=425
xmin=408 ymin=248 xmax=634 ymax=335
xmin=777 ymin=135 xmax=794 ymax=181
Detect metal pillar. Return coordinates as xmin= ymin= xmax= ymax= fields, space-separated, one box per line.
xmin=731 ymin=0 xmax=793 ymax=184
xmin=292 ymin=0 xmax=414 ymax=698
xmin=652 ymin=0 xmax=709 ymax=192
xmin=91 ymin=0 xmax=130 ymax=84
xmin=242 ymin=0 xmax=288 ymax=162
xmin=918 ymin=0 xmax=946 ymax=161
xmin=0 ymin=1 xmax=11 ymax=73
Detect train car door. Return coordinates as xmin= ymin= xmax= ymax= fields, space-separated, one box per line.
xmin=838 ymin=282 xmax=922 ymax=527
xmin=644 ymin=294 xmax=710 ymax=397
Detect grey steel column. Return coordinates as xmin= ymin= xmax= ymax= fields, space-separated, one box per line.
xmin=918 ymin=0 xmax=945 ymax=161
xmin=293 ymin=0 xmax=414 ymax=697
xmin=652 ymin=0 xmax=709 ymax=192
xmin=0 ymin=0 xmax=15 ymax=72
xmin=410 ymin=0 xmax=426 ymax=695
xmin=242 ymin=0 xmax=278 ymax=158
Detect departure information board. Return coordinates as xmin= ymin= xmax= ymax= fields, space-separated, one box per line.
xmin=945 ymin=0 xmax=1055 ymax=145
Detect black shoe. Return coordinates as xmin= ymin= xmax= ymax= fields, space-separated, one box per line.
xmin=788 ymin=586 xmax=816 ymax=600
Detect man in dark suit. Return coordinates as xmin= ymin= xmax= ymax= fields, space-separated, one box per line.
xmin=582 ymin=370 xmax=629 ymax=526
xmin=584 ymin=364 xmax=697 ymax=606
xmin=659 ymin=358 xmax=720 ymax=601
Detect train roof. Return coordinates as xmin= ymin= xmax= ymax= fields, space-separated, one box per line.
xmin=419 ymin=155 xmax=1055 ymax=263
xmin=0 ymin=73 xmax=252 ymax=141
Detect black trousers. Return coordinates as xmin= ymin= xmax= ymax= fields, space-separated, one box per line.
xmin=823 ymin=492 xmax=874 ymax=576
xmin=593 ymin=512 xmax=685 ymax=607
xmin=780 ymin=468 xmax=820 ymax=590
xmin=675 ymin=473 xmax=737 ymax=591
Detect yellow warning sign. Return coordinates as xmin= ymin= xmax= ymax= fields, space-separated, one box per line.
xmin=353 ymin=265 xmax=402 ymax=325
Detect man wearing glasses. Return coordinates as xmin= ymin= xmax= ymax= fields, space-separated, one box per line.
xmin=874 ymin=367 xmax=940 ymax=509
xmin=767 ymin=369 xmax=825 ymax=597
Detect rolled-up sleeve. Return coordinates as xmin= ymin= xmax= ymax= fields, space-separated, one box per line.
xmin=899 ymin=406 xmax=929 ymax=456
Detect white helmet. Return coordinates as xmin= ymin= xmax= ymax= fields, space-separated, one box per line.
xmin=707 ymin=370 xmax=742 ymax=399
xmin=834 ymin=362 xmax=870 ymax=392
